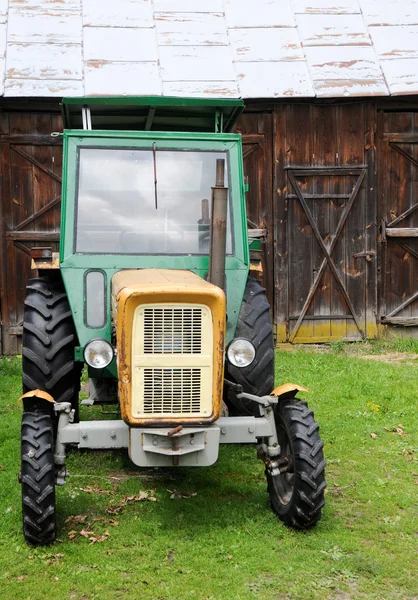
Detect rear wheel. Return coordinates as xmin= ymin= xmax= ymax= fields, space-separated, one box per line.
xmin=21 ymin=410 xmax=57 ymax=545
xmin=267 ymin=399 xmax=326 ymax=529
xmin=22 ymin=276 xmax=80 ymax=418
xmin=225 ymin=277 xmax=274 ymax=415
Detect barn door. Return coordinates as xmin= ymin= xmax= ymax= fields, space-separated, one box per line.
xmin=235 ymin=111 xmax=274 ymax=308
xmin=286 ymin=167 xmax=370 ymax=342
xmin=275 ymin=103 xmax=378 ymax=343
xmin=0 ymin=110 xmax=62 ymax=354
xmin=379 ymin=112 xmax=418 ymax=326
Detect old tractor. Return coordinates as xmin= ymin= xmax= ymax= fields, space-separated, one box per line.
xmin=19 ymin=97 xmax=326 ymax=545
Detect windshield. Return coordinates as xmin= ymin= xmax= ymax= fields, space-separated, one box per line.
xmin=75 ymin=147 xmax=232 ymax=255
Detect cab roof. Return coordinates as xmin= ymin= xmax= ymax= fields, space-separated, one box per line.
xmin=61 ymin=96 xmax=244 ymax=133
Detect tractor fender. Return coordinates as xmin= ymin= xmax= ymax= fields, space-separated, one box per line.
xmin=271 ymin=383 xmax=308 ymax=400
xmin=20 ymin=389 xmax=55 ymax=412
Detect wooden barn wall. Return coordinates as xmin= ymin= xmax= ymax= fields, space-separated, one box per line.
xmin=0 ymin=101 xmax=62 ymax=355
xmin=1 ymin=98 xmax=418 ymax=353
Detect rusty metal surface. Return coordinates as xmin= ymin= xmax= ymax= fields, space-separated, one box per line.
xmin=208 ymin=158 xmax=228 ymax=292
xmin=113 ymin=268 xmax=226 ymax=427
xmin=271 ymin=383 xmax=308 ymax=397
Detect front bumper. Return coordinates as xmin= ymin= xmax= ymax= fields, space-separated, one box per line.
xmin=58 ymin=416 xmax=273 ymax=467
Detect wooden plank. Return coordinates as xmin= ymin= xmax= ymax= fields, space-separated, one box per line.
xmin=382 ymin=317 xmax=418 ymax=325
xmin=385 ymin=289 xmax=418 ymax=319
xmin=6 ymin=231 xmax=60 ymax=241
xmin=364 ymin=100 xmax=378 ymax=338
xmin=11 ymin=144 xmax=61 ymax=183
xmin=386 ymin=228 xmax=418 ymax=237
xmin=274 ymin=104 xmax=288 ymax=342
xmin=0 ymin=135 xmax=62 ymax=145
xmin=383 ymin=133 xmax=418 ymax=142
xmin=286 ymin=104 xmax=314 ymax=341
xmin=285 ymin=167 xmax=365 ymax=174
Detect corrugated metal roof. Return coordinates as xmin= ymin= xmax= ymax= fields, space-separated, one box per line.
xmin=1 ymin=0 xmax=418 ymax=98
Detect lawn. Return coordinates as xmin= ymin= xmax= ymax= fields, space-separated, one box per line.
xmin=0 ymin=342 xmax=417 ymax=600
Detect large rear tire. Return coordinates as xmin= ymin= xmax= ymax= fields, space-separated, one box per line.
xmin=225 ymin=277 xmax=275 ymax=415
xmin=21 ymin=410 xmax=57 ymax=545
xmin=266 ymin=399 xmax=326 ymax=529
xmin=22 ymin=276 xmax=80 ymax=416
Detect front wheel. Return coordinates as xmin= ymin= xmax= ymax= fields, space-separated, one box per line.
xmin=266 ymin=399 xmax=326 ymax=529
xmin=21 ymin=410 xmax=57 ymax=545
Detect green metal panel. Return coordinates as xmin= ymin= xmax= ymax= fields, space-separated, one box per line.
xmin=60 ymin=130 xmax=249 ymax=351
xmin=62 ymin=96 xmax=244 ymax=133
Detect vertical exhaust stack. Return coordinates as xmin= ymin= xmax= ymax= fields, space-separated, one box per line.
xmin=208 ymin=159 xmax=228 ymax=292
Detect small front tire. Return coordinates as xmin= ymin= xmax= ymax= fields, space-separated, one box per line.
xmin=21 ymin=410 xmax=57 ymax=545
xmin=266 ymin=399 xmax=326 ymax=529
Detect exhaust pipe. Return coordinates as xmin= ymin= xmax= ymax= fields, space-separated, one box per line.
xmin=209 ymin=159 xmax=228 ymax=291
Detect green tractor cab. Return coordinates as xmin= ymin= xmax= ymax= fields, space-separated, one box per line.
xmin=19 ymin=97 xmax=326 ymax=545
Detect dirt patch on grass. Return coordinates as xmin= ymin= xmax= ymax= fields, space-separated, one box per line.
xmin=357 ymin=352 xmax=418 ymax=364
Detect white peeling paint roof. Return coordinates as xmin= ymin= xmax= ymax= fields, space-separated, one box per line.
xmin=0 ymin=0 xmax=418 ymax=98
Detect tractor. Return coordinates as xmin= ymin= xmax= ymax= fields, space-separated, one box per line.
xmin=19 ymin=97 xmax=326 ymax=545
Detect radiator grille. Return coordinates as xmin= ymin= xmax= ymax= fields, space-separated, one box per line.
xmin=143 ymin=368 xmax=201 ymax=414
xmin=132 ymin=303 xmax=213 ymax=419
xmin=143 ymin=307 xmax=202 ymax=354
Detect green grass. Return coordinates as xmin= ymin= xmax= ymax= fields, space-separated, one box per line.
xmin=1 ymin=344 xmax=417 ymax=600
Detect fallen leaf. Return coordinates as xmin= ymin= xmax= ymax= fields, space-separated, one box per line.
xmin=65 ymin=514 xmax=87 ymax=525
xmin=394 ymin=425 xmax=407 ymax=437
xmin=106 ymin=490 xmax=157 ymax=514
xmin=79 ymin=485 xmax=114 ymax=495
xmin=79 ymin=529 xmax=95 ymax=539
xmin=370 ymin=433 xmax=377 ymax=439
xmin=89 ymin=531 xmax=110 ymax=545
xmin=168 ymin=489 xmax=197 ymax=500
xmin=68 ymin=530 xmax=78 ymax=540
xmin=16 ymin=576 xmax=26 ymax=581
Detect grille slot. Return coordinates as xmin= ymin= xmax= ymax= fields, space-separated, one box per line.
xmin=143 ymin=368 xmax=201 ymax=414
xmin=143 ymin=307 xmax=202 ymax=354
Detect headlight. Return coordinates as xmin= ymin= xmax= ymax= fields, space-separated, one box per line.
xmin=84 ymin=339 xmax=114 ymax=369
xmin=227 ymin=338 xmax=255 ymax=368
